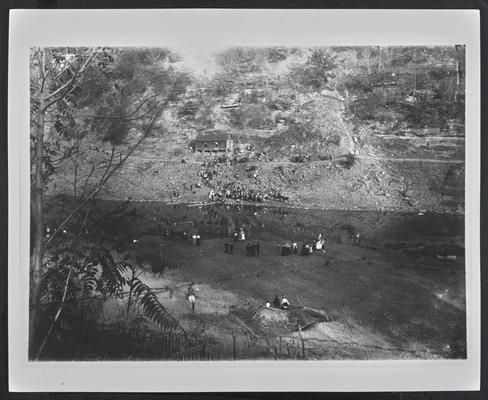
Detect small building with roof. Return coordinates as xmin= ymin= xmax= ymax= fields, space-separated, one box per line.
xmin=194 ymin=130 xmax=234 ymax=154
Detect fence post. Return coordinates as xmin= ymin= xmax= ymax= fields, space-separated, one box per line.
xmin=232 ymin=332 xmax=237 ymax=360
xmin=298 ymin=322 xmax=306 ymax=360
xmin=279 ymin=335 xmax=282 ymax=355
xmin=264 ymin=334 xmax=269 ymax=358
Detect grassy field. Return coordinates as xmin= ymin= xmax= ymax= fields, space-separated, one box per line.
xmin=140 ymin=236 xmax=465 ymax=359
xmin=76 ymin=201 xmax=465 ymax=360
xmin=44 ymin=198 xmax=466 ymax=360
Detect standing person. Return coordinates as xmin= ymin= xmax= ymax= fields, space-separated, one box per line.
xmin=240 ymin=228 xmax=246 ymax=241
xmin=353 ymin=231 xmax=360 ymax=246
xmin=256 ymin=241 xmax=260 ymax=255
xmin=246 ymin=242 xmax=251 ymax=256
xmin=265 ymin=301 xmax=271 ymax=308
xmin=186 ymin=283 xmax=199 ymax=312
xmin=281 ymin=294 xmax=290 ymax=310
xmin=224 ymin=240 xmax=229 ymax=254
xmin=233 ymin=230 xmax=239 ymax=242
xmin=196 ymin=233 xmax=201 ymax=246
xmin=292 ymin=241 xmax=298 ymax=254
xmin=315 ymin=239 xmax=322 ymax=251
xmin=229 ymin=240 xmax=234 ymax=254
xmin=192 ymin=233 xmax=197 ymax=246
xmin=273 ymin=295 xmax=281 ymax=308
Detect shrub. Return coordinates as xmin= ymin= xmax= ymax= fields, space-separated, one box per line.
xmin=338 ymin=153 xmax=357 ymax=169
xmin=290 ymin=155 xmax=305 ymax=163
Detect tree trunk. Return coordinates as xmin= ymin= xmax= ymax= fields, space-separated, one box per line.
xmin=29 ymin=100 xmax=45 ymax=358
xmin=73 ymin=160 xmax=78 ymax=198
xmin=378 ymin=46 xmax=382 ymax=72
xmin=456 ymin=61 xmax=460 ymax=86
xmin=126 ymin=268 xmax=135 ymax=319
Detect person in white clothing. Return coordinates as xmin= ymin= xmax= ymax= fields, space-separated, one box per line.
xmin=281 ymin=295 xmax=290 ymax=310
xmin=186 ymin=283 xmax=199 ymax=312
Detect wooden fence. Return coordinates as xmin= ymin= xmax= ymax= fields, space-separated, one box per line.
xmin=53 ymin=323 xmax=308 ymax=361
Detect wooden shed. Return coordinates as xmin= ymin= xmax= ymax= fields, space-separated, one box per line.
xmin=194 ymin=131 xmax=234 ymax=154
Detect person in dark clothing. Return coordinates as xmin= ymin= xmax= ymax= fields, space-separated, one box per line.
xmin=300 ymin=243 xmax=308 ymax=256
xmin=234 ymin=231 xmax=239 ymax=242
xmin=256 ymin=241 xmax=260 ymax=255
xmin=273 ymin=295 xmax=281 ymax=308
xmin=229 ymin=241 xmax=234 ymax=254
xmin=224 ymin=240 xmax=229 ymax=253
xmin=276 ymin=241 xmax=281 ymax=255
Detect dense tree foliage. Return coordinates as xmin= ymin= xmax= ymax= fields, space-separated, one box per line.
xmin=30 ymin=47 xmax=191 ymax=358
xmin=174 ymin=45 xmax=464 ymax=135
xmin=336 ymin=46 xmax=465 ymax=130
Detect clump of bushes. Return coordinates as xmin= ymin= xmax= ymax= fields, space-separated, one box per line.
xmin=290 ymin=155 xmax=305 ymax=163
xmin=338 ymin=153 xmax=357 ymax=169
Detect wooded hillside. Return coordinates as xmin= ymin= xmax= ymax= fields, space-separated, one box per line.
xmin=41 ymin=46 xmax=465 ymax=213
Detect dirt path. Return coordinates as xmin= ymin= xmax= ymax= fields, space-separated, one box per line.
xmin=358 ymin=155 xmax=464 ymax=164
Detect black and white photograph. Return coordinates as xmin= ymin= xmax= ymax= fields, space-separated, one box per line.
xmin=28 ymin=44 xmax=468 ymax=362
xmin=8 ymin=9 xmax=480 ymax=392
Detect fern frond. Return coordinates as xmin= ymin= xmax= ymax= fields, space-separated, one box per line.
xmin=81 ymin=262 xmax=98 ymax=296
xmin=129 ymin=277 xmax=182 ymax=332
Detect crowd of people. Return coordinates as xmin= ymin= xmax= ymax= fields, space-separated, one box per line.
xmin=219 ymin=182 xmax=290 ymax=203
xmin=222 ymin=227 xmax=261 ymax=257
xmin=198 ymin=160 xmax=290 ymax=205
xmin=205 ymin=184 xmax=290 ymax=204
xmin=276 ymin=234 xmax=327 ymax=257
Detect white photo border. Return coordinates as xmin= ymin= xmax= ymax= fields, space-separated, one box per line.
xmin=8 ymin=9 xmax=481 ymax=392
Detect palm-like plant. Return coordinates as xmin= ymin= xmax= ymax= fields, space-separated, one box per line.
xmin=35 ymin=244 xmax=181 ymax=360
